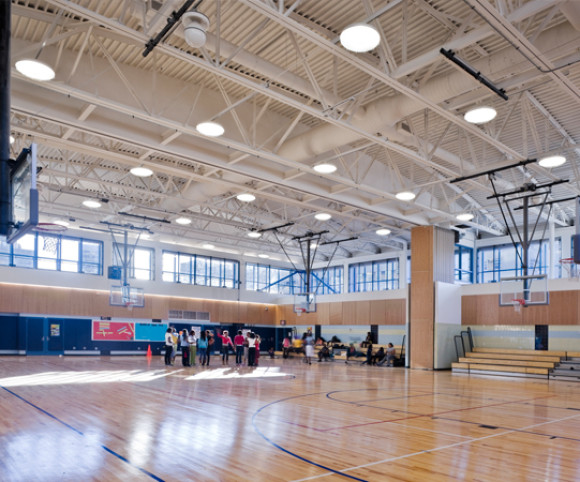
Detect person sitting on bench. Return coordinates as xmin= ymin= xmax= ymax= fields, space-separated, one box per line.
xmin=373 ymin=346 xmax=385 ymax=366
xmin=361 ymin=343 xmax=373 ymax=365
xmin=345 ymin=343 xmax=357 ymax=364
xmin=317 ymin=344 xmax=331 ymax=362
xmin=377 ymin=343 xmax=397 ymax=366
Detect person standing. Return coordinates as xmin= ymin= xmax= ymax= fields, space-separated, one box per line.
xmin=247 ymin=332 xmax=257 ymax=367
xmin=171 ymin=328 xmax=179 ymax=364
xmin=164 ymin=328 xmax=174 ymax=366
xmin=303 ymin=330 xmax=314 ymax=365
xmin=180 ymin=330 xmax=190 ymax=366
xmin=218 ymin=330 xmax=234 ymax=365
xmin=254 ymin=334 xmax=261 ymax=366
xmin=234 ymin=330 xmax=245 ymax=365
xmin=198 ymin=330 xmax=209 ymax=366
xmin=189 ymin=329 xmax=197 ymax=367
xmin=206 ymin=331 xmax=214 ymax=366
xmin=282 ymin=336 xmax=291 ymax=359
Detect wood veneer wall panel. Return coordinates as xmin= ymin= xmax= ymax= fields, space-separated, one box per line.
xmin=329 ymin=302 xmax=342 ymax=324
xmin=356 ymin=300 xmax=371 ymax=324
xmin=385 ymin=299 xmax=406 ymax=324
xmin=342 ymin=301 xmax=357 ymax=324
xmin=370 ymin=300 xmax=387 ymax=323
xmin=316 ymin=302 xmax=330 ymax=325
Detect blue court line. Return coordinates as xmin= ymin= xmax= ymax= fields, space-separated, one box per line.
xmin=1 ymin=386 xmax=165 ymax=482
xmin=252 ymin=392 xmax=369 ymax=482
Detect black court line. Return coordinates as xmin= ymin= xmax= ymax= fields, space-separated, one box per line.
xmin=1 ymin=386 xmax=165 ymax=482
xmin=252 ymin=391 xmax=369 ymax=482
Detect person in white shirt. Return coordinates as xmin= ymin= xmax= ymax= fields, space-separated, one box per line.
xmin=189 ymin=329 xmax=197 ymax=367
xmin=164 ymin=328 xmax=174 ymax=366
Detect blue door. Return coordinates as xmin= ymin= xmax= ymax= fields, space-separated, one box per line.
xmin=26 ymin=317 xmax=64 ymax=355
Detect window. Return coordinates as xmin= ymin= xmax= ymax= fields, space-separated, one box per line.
xmin=310 ymin=266 xmax=343 ymax=294
xmin=162 ymin=251 xmax=239 ymax=288
xmin=113 ymin=244 xmax=154 ymax=281
xmin=455 ymin=245 xmax=473 ymax=284
xmin=349 ymin=258 xmax=399 ymax=292
xmin=0 ymin=233 xmax=103 ymax=275
xmin=476 ymin=238 xmax=561 ymax=283
xmin=245 ymin=263 xmax=304 ymax=294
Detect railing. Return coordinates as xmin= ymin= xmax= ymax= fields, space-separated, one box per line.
xmin=454 ymin=327 xmax=474 ymax=360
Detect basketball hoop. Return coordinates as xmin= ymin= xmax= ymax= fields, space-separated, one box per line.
xmin=35 ymin=223 xmax=67 ymax=255
xmin=559 ymin=258 xmax=579 ymax=281
xmin=511 ymin=298 xmax=526 ymax=313
xmin=296 ymin=308 xmax=306 ymax=317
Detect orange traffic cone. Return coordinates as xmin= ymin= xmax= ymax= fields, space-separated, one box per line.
xmin=146 ymin=344 xmax=152 ymax=359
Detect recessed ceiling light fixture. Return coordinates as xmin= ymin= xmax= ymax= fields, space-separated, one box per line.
xmin=340 ymin=24 xmax=380 ymax=52
xmin=456 ymin=213 xmax=474 ymax=222
xmin=203 ymin=243 xmax=215 ymax=250
xmin=315 ymin=213 xmax=332 ymax=221
xmin=15 ymin=59 xmax=56 ymax=81
xmin=538 ymin=155 xmax=566 ymax=168
xmin=9 ymin=135 xmax=14 ymax=144
xmin=464 ymin=106 xmax=497 ymax=124
xmin=258 ymin=253 xmax=269 ymax=258
xmin=247 ymin=230 xmax=262 ymax=238
xmin=175 ymin=217 xmax=192 ymax=225
xmin=313 ymin=163 xmax=337 ymax=174
xmin=130 ymin=166 xmax=153 ymax=177
xmin=376 ymin=228 xmax=391 ymax=236
xmin=395 ymin=191 xmax=416 ymax=201
xmin=310 ymin=242 xmax=318 ymax=249
xmin=196 ymin=121 xmax=224 ymax=137
xmin=82 ymin=200 xmax=101 ymax=209
xmin=237 ymin=193 xmax=256 ymax=202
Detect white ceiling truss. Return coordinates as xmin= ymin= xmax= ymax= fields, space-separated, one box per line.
xmin=8 ymin=0 xmax=580 ymax=263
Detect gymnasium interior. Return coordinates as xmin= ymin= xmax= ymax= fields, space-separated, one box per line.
xmin=2 ymin=1 xmax=580 ymax=480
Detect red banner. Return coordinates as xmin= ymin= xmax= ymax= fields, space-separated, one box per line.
xmin=92 ymin=320 xmax=135 ymax=341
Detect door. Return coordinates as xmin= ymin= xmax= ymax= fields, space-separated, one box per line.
xmin=26 ymin=317 xmax=64 ymax=355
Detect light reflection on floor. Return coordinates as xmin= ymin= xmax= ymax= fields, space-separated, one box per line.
xmin=0 ymin=366 xmax=291 ymax=387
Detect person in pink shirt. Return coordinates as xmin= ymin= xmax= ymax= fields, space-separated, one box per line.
xmin=255 ymin=334 xmax=261 ymax=366
xmin=234 ymin=330 xmax=245 ymax=366
xmin=217 ymin=330 xmax=234 ymax=365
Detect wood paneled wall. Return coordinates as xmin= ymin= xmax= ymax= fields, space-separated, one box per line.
xmin=275 ymin=299 xmax=406 ymax=325
xmin=0 ymin=283 xmax=276 ymax=324
xmin=462 ymin=290 xmax=580 ymax=325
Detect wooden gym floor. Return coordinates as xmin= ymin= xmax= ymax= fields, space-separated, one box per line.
xmin=1 ymin=356 xmax=580 ymax=481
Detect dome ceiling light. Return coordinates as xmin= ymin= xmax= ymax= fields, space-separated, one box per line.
xmin=247 ymin=230 xmax=262 ymax=238
xmin=314 ymin=213 xmax=332 ymax=221
xmin=82 ymin=200 xmax=102 ymax=209
xmin=313 ymin=163 xmax=337 ymax=174
xmin=340 ymin=24 xmax=380 ymax=52
xmin=538 ymin=155 xmax=566 ymax=168
xmin=456 ymin=213 xmax=474 ymax=222
xmin=196 ymin=121 xmax=224 ymax=137
xmin=182 ymin=11 xmax=210 ymax=48
xmin=236 ymin=193 xmax=256 ymax=202
xmin=464 ymin=106 xmax=497 ymax=124
xmin=376 ymin=228 xmax=391 ymax=236
xmin=395 ymin=191 xmax=416 ymax=201
xmin=203 ymin=243 xmax=215 ymax=250
xmin=130 ymin=166 xmax=154 ymax=177
xmin=15 ymin=59 xmax=55 ymax=81
xmin=175 ymin=217 xmax=192 ymax=225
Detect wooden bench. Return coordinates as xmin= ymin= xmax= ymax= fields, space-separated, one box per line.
xmin=464 ymin=352 xmax=561 ymax=363
xmin=472 ymin=347 xmax=567 ymax=357
xmin=458 ymin=357 xmax=556 ymax=369
xmin=452 ymin=362 xmax=549 ymax=377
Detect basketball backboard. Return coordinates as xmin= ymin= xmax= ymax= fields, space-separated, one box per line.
xmin=294 ymin=292 xmax=316 ymax=313
xmin=7 ymin=144 xmax=39 ymax=243
xmin=110 ymin=285 xmax=145 ymax=308
xmin=499 ymin=274 xmax=548 ymax=306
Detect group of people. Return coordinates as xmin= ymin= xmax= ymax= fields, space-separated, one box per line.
xmin=360 ymin=342 xmax=397 ymax=366
xmin=163 ymin=327 xmax=262 ymax=367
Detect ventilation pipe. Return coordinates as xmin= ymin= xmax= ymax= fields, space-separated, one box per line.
xmin=278 ymin=22 xmax=580 ymax=162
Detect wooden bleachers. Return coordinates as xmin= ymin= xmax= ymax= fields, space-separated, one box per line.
xmin=452 ymin=348 xmax=570 ymax=379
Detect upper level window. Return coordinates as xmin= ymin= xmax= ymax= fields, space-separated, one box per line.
xmin=455 ymin=245 xmax=473 ymax=284
xmin=348 ymin=258 xmax=399 ymax=292
xmin=310 ymin=266 xmax=343 ymax=294
xmin=476 ymin=238 xmax=561 ymax=283
xmin=0 ymin=233 xmax=103 ymax=275
xmin=162 ymin=251 xmax=239 ymax=288
xmin=245 ymin=263 xmax=303 ymax=294
xmin=113 ymin=244 xmax=155 ymax=281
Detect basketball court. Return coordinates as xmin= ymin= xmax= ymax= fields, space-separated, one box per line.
xmin=1 ymin=356 xmax=579 ymax=481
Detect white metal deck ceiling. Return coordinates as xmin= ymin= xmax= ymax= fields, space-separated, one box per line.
xmin=8 ymin=0 xmax=580 ymax=263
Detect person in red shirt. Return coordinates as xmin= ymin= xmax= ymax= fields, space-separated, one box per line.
xmin=217 ymin=330 xmax=234 ymax=365
xmin=234 ymin=330 xmax=245 ymax=366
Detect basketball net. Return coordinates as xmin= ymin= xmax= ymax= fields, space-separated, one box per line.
xmin=511 ymin=299 xmax=525 ymax=313
xmin=560 ymin=258 xmax=579 ymax=281
xmin=296 ymin=308 xmax=306 ymax=317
